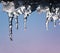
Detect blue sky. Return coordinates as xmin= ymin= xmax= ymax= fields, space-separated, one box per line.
xmin=0 ymin=3 xmax=60 ymax=53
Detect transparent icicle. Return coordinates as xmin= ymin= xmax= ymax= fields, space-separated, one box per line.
xmin=9 ymin=17 xmax=13 ymax=41
xmin=24 ymin=14 xmax=27 ymax=31
xmin=23 ymin=5 xmax=31 ymax=30
xmin=15 ymin=16 xmax=18 ymax=29
xmin=46 ymin=8 xmax=53 ymax=30
xmin=13 ymin=11 xmax=19 ymax=29
xmin=46 ymin=17 xmax=49 ymax=30
xmin=52 ymin=15 xmax=58 ymax=27
xmin=8 ymin=13 xmax=13 ymax=41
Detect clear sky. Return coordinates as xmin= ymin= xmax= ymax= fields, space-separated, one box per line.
xmin=0 ymin=3 xmax=60 ymax=53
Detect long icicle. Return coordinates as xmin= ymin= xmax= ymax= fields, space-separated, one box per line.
xmin=8 ymin=13 xmax=13 ymax=41
xmin=13 ymin=11 xmax=19 ymax=29
xmin=9 ymin=17 xmax=13 ymax=41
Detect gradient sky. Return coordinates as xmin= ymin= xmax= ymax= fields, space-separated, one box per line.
xmin=0 ymin=3 xmax=60 ymax=53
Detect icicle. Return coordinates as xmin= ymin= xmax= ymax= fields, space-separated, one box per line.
xmin=52 ymin=15 xmax=56 ymax=27
xmin=8 ymin=13 xmax=13 ymax=41
xmin=9 ymin=17 xmax=13 ymax=41
xmin=24 ymin=14 xmax=27 ymax=31
xmin=13 ymin=11 xmax=19 ymax=29
xmin=23 ymin=6 xmax=31 ymax=30
xmin=46 ymin=17 xmax=49 ymax=30
xmin=45 ymin=8 xmax=53 ymax=30
xmin=46 ymin=12 xmax=50 ymax=30
xmin=24 ymin=10 xmax=29 ymax=30
xmin=13 ymin=7 xmax=24 ymax=29
xmin=53 ymin=17 xmax=58 ymax=28
xmin=14 ymin=16 xmax=18 ymax=29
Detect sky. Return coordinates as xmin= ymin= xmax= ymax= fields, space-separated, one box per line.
xmin=0 ymin=3 xmax=60 ymax=53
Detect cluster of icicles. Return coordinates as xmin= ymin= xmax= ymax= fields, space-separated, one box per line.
xmin=1 ymin=1 xmax=60 ymax=41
